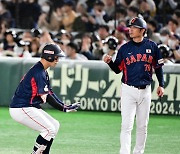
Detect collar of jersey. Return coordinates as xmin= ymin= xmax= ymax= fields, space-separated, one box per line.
xmin=132 ymin=38 xmax=146 ymax=46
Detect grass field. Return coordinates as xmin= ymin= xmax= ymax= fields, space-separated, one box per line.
xmin=0 ymin=107 xmax=179 ymax=154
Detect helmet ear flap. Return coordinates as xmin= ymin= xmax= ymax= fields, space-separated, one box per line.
xmin=47 ymin=56 xmax=54 ymax=62
xmin=41 ymin=54 xmax=54 ymax=62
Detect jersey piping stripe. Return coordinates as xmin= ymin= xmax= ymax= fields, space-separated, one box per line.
xmin=123 ymin=61 xmax=128 ymax=83
xmin=119 ymin=60 xmax=128 ymax=83
xmin=22 ymin=108 xmax=50 ymax=139
xmin=30 ymin=77 xmax=38 ymax=104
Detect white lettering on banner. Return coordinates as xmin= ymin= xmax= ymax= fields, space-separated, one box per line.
xmin=87 ymin=98 xmax=94 ymax=110
xmin=80 ymin=97 xmax=88 ymax=110
xmin=163 ymin=74 xmax=176 ymax=101
xmin=111 ymin=99 xmax=121 ymax=111
xmin=101 ymin=99 xmax=108 ymax=111
xmin=176 ymin=75 xmax=180 ymax=101
xmin=47 ymin=63 xmax=180 ymax=111
xmin=95 ymin=98 xmax=101 ymax=110
xmin=152 ymin=74 xmax=179 ymax=101
xmin=73 ymin=97 xmax=121 ymax=111
xmin=68 ymin=68 xmax=75 ymax=76
xmin=111 ymin=99 xmax=117 ymax=111
xmin=61 ymin=64 xmax=74 ymax=95
xmin=103 ymin=70 xmax=121 ymax=97
xmin=51 ymin=80 xmax=60 ymax=87
xmin=100 ymin=80 xmax=106 ymax=89
xmin=88 ymin=81 xmax=99 ymax=92
xmin=58 ymin=64 xmax=109 ymax=97
xmin=48 ymin=64 xmax=122 ymax=98
xmin=76 ymin=68 xmax=89 ymax=96
xmin=75 ymin=64 xmax=82 ymax=81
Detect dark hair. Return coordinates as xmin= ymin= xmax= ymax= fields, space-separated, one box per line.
xmin=168 ymin=18 xmax=178 ymax=25
xmin=98 ymin=25 xmax=109 ymax=32
xmin=128 ymin=6 xmax=139 ymax=14
xmin=174 ymin=9 xmax=180 ymax=17
xmin=67 ymin=42 xmax=79 ymax=52
xmin=82 ymin=33 xmax=92 ymax=40
xmin=147 ymin=19 xmax=158 ymax=30
xmin=116 ymin=6 xmax=127 ymax=16
xmin=160 ymin=28 xmax=170 ymax=36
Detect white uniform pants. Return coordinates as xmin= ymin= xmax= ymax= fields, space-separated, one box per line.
xmin=120 ymin=83 xmax=151 ymax=154
xmin=9 ymin=107 xmax=60 ymax=141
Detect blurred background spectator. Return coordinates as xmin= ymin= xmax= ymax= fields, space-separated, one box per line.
xmin=72 ymin=1 xmax=94 ymax=32
xmin=0 ymin=29 xmax=18 ymax=56
xmin=30 ymin=37 xmax=41 ymax=57
xmin=18 ymin=0 xmax=41 ymax=29
xmin=78 ymin=33 xmax=96 ymax=60
xmin=147 ymin=19 xmax=160 ymax=43
xmin=61 ymin=0 xmax=77 ymax=32
xmin=172 ymin=9 xmax=180 ymax=34
xmin=65 ymin=42 xmax=88 ymax=60
xmin=88 ymin=0 xmax=109 ymax=29
xmin=38 ymin=1 xmax=62 ymax=31
xmin=0 ymin=0 xmax=12 ymax=27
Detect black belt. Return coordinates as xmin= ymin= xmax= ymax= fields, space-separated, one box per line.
xmin=134 ymin=85 xmax=147 ymax=89
xmin=127 ymin=84 xmax=147 ymax=89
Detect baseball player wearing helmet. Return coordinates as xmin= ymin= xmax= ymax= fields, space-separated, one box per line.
xmin=9 ymin=43 xmax=80 ymax=154
xmin=104 ymin=17 xmax=164 ymax=154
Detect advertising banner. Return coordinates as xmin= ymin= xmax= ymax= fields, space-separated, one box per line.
xmin=0 ymin=58 xmax=179 ymax=115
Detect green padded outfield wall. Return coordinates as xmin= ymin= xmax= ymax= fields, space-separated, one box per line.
xmin=0 ymin=57 xmax=180 ymax=115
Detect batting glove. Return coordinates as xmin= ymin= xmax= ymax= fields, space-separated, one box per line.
xmin=63 ymin=102 xmax=81 ymax=112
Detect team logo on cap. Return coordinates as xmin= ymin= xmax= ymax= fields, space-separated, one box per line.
xmin=131 ymin=18 xmax=136 ymax=23
xmin=44 ymin=50 xmax=54 ymax=54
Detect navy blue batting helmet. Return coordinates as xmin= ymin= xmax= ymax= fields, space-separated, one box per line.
xmin=128 ymin=17 xmax=147 ymax=29
xmin=41 ymin=43 xmax=65 ymax=62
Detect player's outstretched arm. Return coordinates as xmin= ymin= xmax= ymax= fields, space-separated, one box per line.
xmin=46 ymin=94 xmax=64 ymax=111
xmin=42 ymin=94 xmax=80 ymax=112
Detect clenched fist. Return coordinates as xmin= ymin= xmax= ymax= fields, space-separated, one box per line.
xmin=103 ymin=54 xmax=112 ymax=63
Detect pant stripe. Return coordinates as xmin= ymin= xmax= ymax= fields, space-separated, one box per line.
xmin=22 ymin=108 xmax=50 ymax=138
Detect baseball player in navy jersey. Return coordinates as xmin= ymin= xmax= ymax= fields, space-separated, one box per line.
xmin=9 ymin=43 xmax=80 ymax=154
xmin=104 ymin=17 xmax=164 ymax=154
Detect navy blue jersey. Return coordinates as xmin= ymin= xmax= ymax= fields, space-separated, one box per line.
xmin=114 ymin=38 xmax=164 ymax=87
xmin=10 ymin=61 xmax=53 ymax=108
